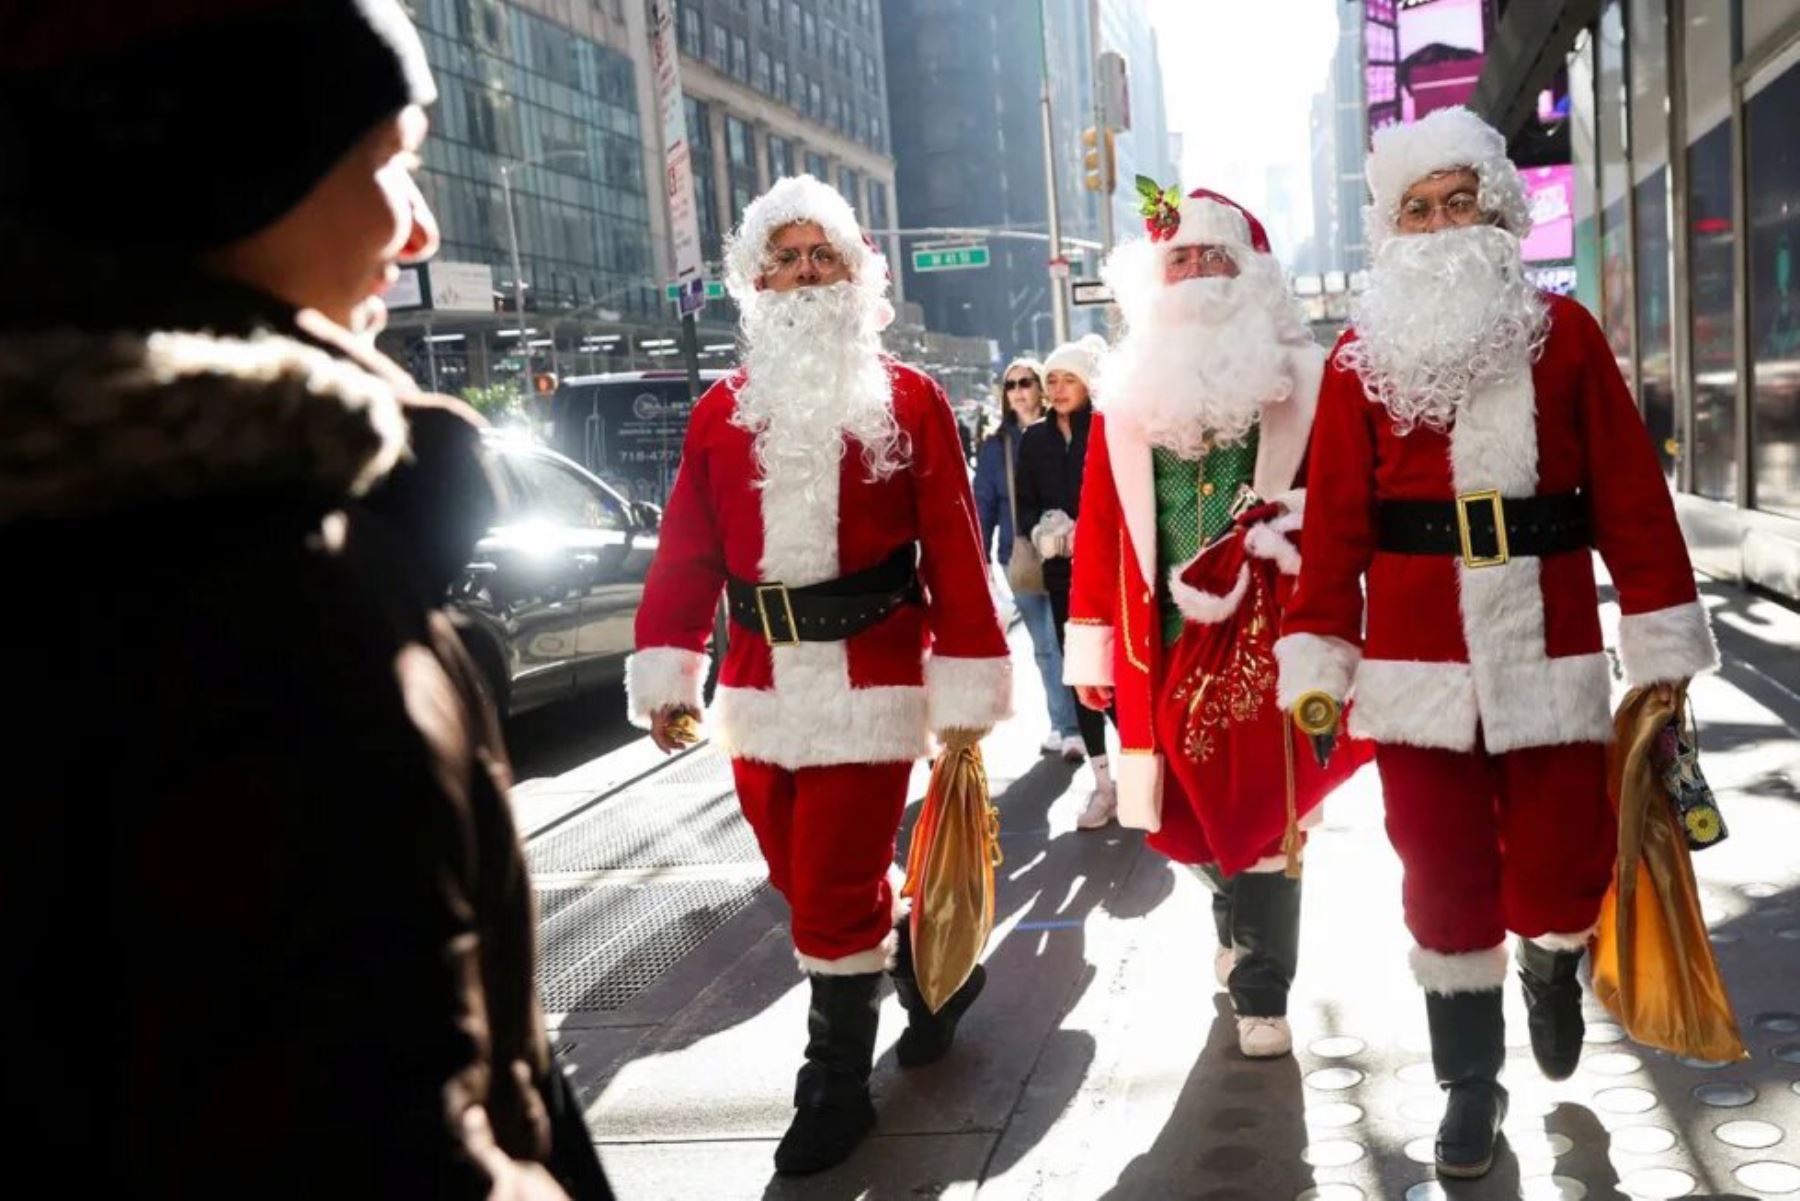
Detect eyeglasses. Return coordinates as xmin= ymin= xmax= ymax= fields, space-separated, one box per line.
xmin=1169 ymin=246 xmax=1234 ymax=270
xmin=766 ymin=245 xmax=844 ymax=274
xmin=1004 ymin=377 xmax=1037 ymax=391
xmin=1398 ymin=191 xmax=1483 ymax=231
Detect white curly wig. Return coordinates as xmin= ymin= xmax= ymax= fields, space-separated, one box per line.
xmin=722 ymin=174 xmax=892 ymax=321
xmin=1364 ymin=107 xmax=1533 ymax=255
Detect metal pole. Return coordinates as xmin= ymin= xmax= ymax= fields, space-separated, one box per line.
xmin=500 ymin=164 xmax=529 ymax=393
xmin=424 ymin=321 xmax=439 ymax=393
xmin=1089 ymin=0 xmax=1115 ymax=258
xmin=1037 ymin=0 xmax=1070 ymax=346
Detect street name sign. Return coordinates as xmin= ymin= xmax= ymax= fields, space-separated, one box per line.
xmin=1070 ymin=279 xmax=1115 ymax=307
xmin=912 ymin=244 xmax=991 ymax=272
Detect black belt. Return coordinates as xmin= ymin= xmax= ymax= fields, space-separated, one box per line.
xmin=1376 ymin=491 xmax=1590 ymax=567
xmin=726 ymin=544 xmax=921 ymax=645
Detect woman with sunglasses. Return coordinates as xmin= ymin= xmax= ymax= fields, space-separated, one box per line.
xmin=975 ymin=359 xmax=1084 ymax=761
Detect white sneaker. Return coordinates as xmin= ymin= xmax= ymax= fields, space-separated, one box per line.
xmin=1076 ymin=783 xmax=1117 ymax=829
xmin=1060 ymin=735 xmax=1086 ymax=764
xmin=1214 ymin=946 xmax=1238 ymax=989
xmin=1039 ymin=733 xmax=1064 ymax=755
xmin=1236 ymin=1016 xmax=1293 ymax=1058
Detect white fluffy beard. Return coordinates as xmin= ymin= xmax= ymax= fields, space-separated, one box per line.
xmin=732 ymin=281 xmax=907 ymax=498
xmin=1341 ymin=224 xmax=1549 ymax=435
xmin=1097 ymin=267 xmax=1300 ymax=457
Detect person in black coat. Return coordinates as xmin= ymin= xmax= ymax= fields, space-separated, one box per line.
xmin=0 ymin=5 xmax=607 ymax=1196
xmin=1015 ymin=334 xmax=1118 ymax=826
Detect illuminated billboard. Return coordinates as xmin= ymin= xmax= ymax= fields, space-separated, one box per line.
xmin=1521 ymin=165 xmax=1575 ymax=263
xmin=1366 ymin=0 xmax=1488 ymax=136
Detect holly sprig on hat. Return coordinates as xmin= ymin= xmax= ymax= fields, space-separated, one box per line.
xmin=1135 ymin=175 xmax=1182 ymax=243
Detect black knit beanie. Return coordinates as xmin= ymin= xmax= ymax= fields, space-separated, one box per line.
xmin=0 ymin=0 xmax=437 ymax=251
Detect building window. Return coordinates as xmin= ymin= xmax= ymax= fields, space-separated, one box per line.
xmin=774 ymin=60 xmax=788 ymax=103
xmin=726 ymin=115 xmax=757 ymax=223
xmin=767 ymin=134 xmax=794 ymax=181
xmin=809 ymin=79 xmax=823 ymax=119
xmin=685 ymin=96 xmax=721 ymax=260
xmin=732 ymin=33 xmax=749 ymax=81
xmin=803 ymin=11 xmax=817 ymax=52
xmin=1746 ymin=43 xmax=1800 ymax=519
xmin=838 ymin=166 xmax=861 ymax=218
xmin=789 ymin=3 xmax=801 ymax=44
xmin=805 ymin=150 xmax=828 ymax=180
xmin=763 ymin=0 xmax=780 ymax=30
xmin=680 ymin=5 xmax=703 ymax=58
xmin=867 ymin=178 xmax=888 ymax=237
xmin=1629 ymin=0 xmax=1675 ymax=481
xmin=709 ymin=22 xmax=729 ymax=71
xmin=870 ymin=114 xmax=882 ymax=152
xmin=754 ymin=48 xmax=771 ymax=92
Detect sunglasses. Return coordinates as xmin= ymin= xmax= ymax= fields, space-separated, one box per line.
xmin=1004 ymin=377 xmax=1037 ymax=391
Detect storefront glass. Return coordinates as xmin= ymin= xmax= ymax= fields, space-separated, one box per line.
xmin=1685 ymin=0 xmax=1738 ymax=501
xmin=1597 ymin=2 xmax=1634 ymax=382
xmin=1570 ymin=31 xmax=1603 ymax=319
xmin=1746 ymin=43 xmax=1800 ymax=520
xmin=1630 ymin=0 xmax=1675 ymax=480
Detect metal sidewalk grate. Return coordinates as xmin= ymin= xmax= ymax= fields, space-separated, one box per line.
xmin=527 ymin=783 xmax=760 ymax=872
xmin=536 ymin=878 xmax=765 ymax=1012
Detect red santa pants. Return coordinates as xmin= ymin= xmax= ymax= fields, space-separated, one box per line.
xmin=1375 ymin=740 xmax=1616 ymax=955
xmin=730 ymin=758 xmax=911 ymax=970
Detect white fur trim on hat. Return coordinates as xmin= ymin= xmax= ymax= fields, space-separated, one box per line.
xmin=722 ymin=174 xmax=889 ymax=308
xmin=1172 ymin=195 xmax=1254 ymax=250
xmin=1364 ymin=106 xmax=1532 ymax=255
xmin=1043 ymin=333 xmax=1108 ymax=390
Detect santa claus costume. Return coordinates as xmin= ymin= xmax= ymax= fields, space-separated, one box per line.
xmin=625 ymin=176 xmax=1012 ymax=1174
xmin=1276 ymin=108 xmax=1718 ymax=1177
xmin=1062 ymin=189 xmax=1344 ymax=1058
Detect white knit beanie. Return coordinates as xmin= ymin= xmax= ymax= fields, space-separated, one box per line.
xmin=1043 ymin=334 xmax=1108 ymax=392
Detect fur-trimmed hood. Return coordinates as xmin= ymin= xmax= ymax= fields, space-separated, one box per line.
xmin=0 ymin=325 xmax=409 ymax=528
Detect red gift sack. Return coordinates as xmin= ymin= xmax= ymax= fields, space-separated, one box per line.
xmin=1149 ymin=507 xmax=1371 ymax=875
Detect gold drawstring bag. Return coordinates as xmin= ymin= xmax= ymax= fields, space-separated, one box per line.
xmin=901 ymin=736 xmax=1002 ymax=1013
xmin=1591 ymin=685 xmax=1748 ymax=1063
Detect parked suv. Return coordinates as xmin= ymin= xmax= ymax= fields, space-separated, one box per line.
xmin=451 ymin=431 xmax=661 ymax=717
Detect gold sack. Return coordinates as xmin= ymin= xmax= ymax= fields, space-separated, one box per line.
xmin=1591 ymin=685 xmax=1748 ymax=1063
xmin=902 ymin=742 xmax=1001 ymax=1014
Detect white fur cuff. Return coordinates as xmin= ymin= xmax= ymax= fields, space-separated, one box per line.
xmin=1063 ymin=623 xmax=1116 ymax=687
xmin=1410 ymin=942 xmax=1509 ymax=995
xmin=925 ymin=654 xmax=1014 ymax=734
xmin=1617 ymin=600 xmax=1719 ymax=688
xmin=1527 ymin=927 xmax=1595 ymax=953
xmin=1273 ymin=632 xmax=1361 ymax=709
xmin=625 ymin=646 xmax=709 ymax=729
xmin=1169 ymin=562 xmax=1250 ymax=625
xmin=796 ymin=926 xmax=898 ymax=975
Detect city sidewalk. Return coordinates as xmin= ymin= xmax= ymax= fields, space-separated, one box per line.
xmin=531 ymin=576 xmax=1800 ymax=1200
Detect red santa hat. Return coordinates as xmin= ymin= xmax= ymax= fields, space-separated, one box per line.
xmin=722 ymin=173 xmax=892 ymax=316
xmin=1147 ymin=187 xmax=1271 ymax=256
xmin=1364 ymin=106 xmax=1533 ymax=254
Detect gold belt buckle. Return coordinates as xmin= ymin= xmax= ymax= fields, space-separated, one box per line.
xmin=1455 ymin=489 xmax=1509 ymax=568
xmin=755 ymin=583 xmax=800 ymax=647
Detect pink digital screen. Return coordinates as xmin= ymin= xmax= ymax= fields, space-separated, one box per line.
xmin=1519 ymin=165 xmax=1575 ymax=263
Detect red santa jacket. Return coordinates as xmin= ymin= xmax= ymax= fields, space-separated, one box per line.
xmin=1275 ymin=293 xmax=1717 ymax=754
xmin=626 ymin=359 xmax=1012 ymax=768
xmin=1062 ymin=343 xmax=1324 ymax=830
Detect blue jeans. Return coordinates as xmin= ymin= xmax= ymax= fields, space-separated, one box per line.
xmin=1015 ymin=589 xmax=1080 ymax=738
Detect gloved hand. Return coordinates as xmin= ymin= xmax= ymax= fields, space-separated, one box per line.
xmin=937 ymin=726 xmax=990 ymax=752
xmin=1032 ymin=509 xmax=1075 ymax=559
xmin=1290 ymin=691 xmax=1342 ymax=768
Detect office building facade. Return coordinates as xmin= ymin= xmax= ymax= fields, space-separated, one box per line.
xmin=1478 ymin=0 xmax=1800 ymax=602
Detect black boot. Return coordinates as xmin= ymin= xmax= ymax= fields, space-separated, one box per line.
xmin=774 ymin=973 xmax=881 ymax=1175
xmin=1517 ymin=938 xmax=1586 ymax=1081
xmin=890 ymin=922 xmax=985 ymax=1069
xmin=1425 ymin=989 xmax=1509 ymax=1180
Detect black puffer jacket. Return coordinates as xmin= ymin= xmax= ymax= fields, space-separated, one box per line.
xmin=0 ymin=226 xmax=606 ymax=1198
xmin=1014 ymin=403 xmax=1095 ymax=591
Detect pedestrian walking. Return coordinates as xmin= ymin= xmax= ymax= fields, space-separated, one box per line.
xmin=0 ymin=3 xmax=607 ymax=1197
xmin=1277 ymin=107 xmax=1718 ymax=1179
xmin=974 ymin=358 xmax=1084 ymax=761
xmin=1017 ymin=334 xmax=1117 ymax=826
xmin=1063 ymin=186 xmax=1363 ymax=1058
xmin=626 ymin=175 xmax=1012 ymax=1176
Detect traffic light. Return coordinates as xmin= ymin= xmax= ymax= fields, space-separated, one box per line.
xmin=533 ymin=371 xmax=559 ymax=395
xmin=1081 ymin=126 xmax=1116 ymax=194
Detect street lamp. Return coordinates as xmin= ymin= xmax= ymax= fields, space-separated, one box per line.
xmin=498 ymin=148 xmax=587 ymax=388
